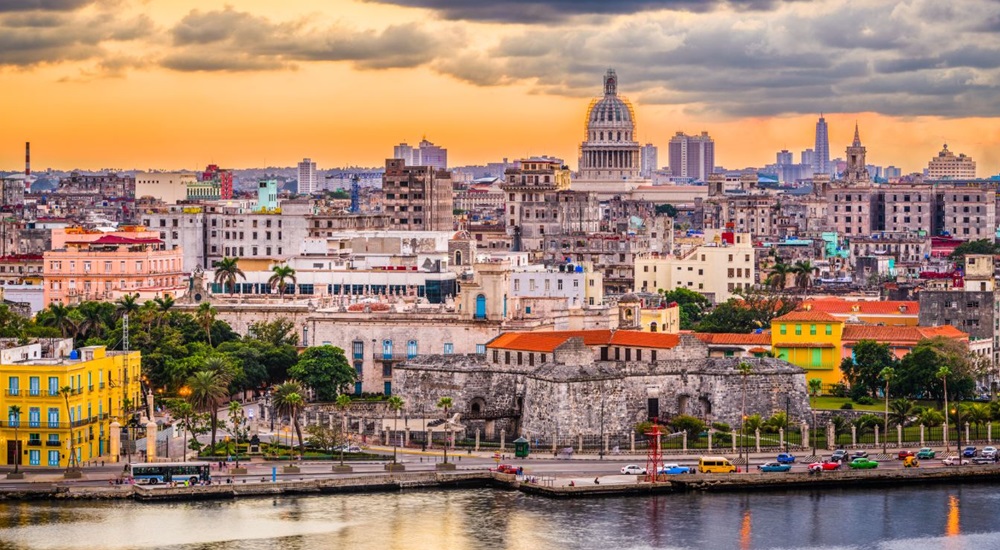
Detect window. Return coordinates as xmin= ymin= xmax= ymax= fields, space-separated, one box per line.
xmin=29 ymin=376 xmax=39 ymax=396
xmin=29 ymin=407 xmax=40 ymax=428
xmin=407 ymin=340 xmax=418 ymax=359
xmin=48 ymin=450 xmax=60 ymax=467
xmin=795 ymin=324 xmax=802 ymax=336
xmin=48 ymin=408 xmax=59 ymax=428
xmin=444 ymin=343 xmax=454 ymax=355
xmin=48 ymin=377 xmax=58 ymax=396
xmin=8 ymin=376 xmax=18 ymax=396
xmin=7 ymin=407 xmax=19 ymax=427
xmin=352 ymin=341 xmax=364 ymax=360
xmin=354 ymin=361 xmax=363 ymax=376
xmin=810 ymin=324 xmax=817 ymax=335
xmin=30 ymin=450 xmax=40 ymax=466
xmin=476 ymin=344 xmax=486 ymax=355
xmin=825 ymin=324 xmax=832 ymax=335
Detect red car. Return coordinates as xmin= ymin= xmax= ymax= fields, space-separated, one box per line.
xmin=808 ymin=461 xmax=841 ymax=472
xmin=495 ymin=464 xmax=518 ymax=474
xmin=897 ymin=450 xmax=915 ymax=460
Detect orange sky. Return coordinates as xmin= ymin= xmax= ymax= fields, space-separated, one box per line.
xmin=1 ymin=0 xmax=997 ymax=175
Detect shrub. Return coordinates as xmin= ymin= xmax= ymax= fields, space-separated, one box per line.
xmin=854 ymin=396 xmax=875 ymax=406
xmin=711 ymin=421 xmax=731 ymax=433
xmin=634 ymin=421 xmax=654 ymax=436
xmin=848 ymin=384 xmax=870 ymax=402
xmin=670 ymin=415 xmax=706 ymax=439
xmin=840 ymin=403 xmax=854 ymax=410
xmin=829 ymin=383 xmax=849 ymax=398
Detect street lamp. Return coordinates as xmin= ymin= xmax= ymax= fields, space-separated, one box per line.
xmin=599 ymin=381 xmax=606 ymax=460
xmin=811 ymin=410 xmax=817 ymax=457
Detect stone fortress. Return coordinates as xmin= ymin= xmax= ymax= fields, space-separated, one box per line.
xmin=393 ymin=296 xmax=811 ymax=443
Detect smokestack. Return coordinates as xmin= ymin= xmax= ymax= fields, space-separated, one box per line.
xmin=25 ymin=141 xmax=30 ymax=177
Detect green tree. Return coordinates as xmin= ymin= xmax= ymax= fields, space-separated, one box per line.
xmin=436 ymin=396 xmax=454 ymax=463
xmin=186 ymin=369 xmax=230 ymax=452
xmin=273 ymin=381 xmax=306 ymax=455
xmin=268 ymin=264 xmax=297 ymax=298
xmin=792 ymin=260 xmax=814 ymax=290
xmin=888 ymin=398 xmax=914 ymax=427
xmin=655 ymin=203 xmax=678 ymax=217
xmin=840 ymin=340 xmax=897 ymax=398
xmin=657 ymin=288 xmax=710 ymax=330
xmin=7 ymin=405 xmax=21 ymax=474
xmin=763 ymin=412 xmax=787 ymax=434
xmin=305 ymin=423 xmax=340 ymax=453
xmin=964 ymin=402 xmax=990 ymax=439
xmin=853 ymin=414 xmax=881 ymax=435
xmin=808 ymin=378 xmax=823 ymax=397
xmin=670 ymin=415 xmax=705 ymax=439
xmin=743 ymin=414 xmax=764 ymax=434
xmin=165 ymin=398 xmax=199 ymax=461
xmin=916 ymin=407 xmax=945 ymax=427
xmin=152 ymin=295 xmax=175 ymax=328
xmin=288 ymin=346 xmax=356 ymax=402
xmin=247 ymin=318 xmax=299 ymax=347
xmin=115 ymin=294 xmax=141 ymax=319
xmin=766 ymin=261 xmax=792 ymax=290
xmin=195 ymin=303 xmax=217 ymax=346
xmin=949 ymin=239 xmax=1000 ymax=262
xmin=387 ymin=395 xmax=405 ymax=463
xmin=41 ymin=303 xmax=72 ymax=338
xmin=213 ymin=257 xmax=246 ymax=295
xmin=697 ymin=288 xmax=800 ymax=333
xmin=895 ymin=338 xmax=974 ymax=401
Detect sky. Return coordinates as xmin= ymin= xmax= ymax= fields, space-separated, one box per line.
xmin=1 ymin=0 xmax=999 ymax=175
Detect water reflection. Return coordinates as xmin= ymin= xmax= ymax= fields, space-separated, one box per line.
xmin=0 ymin=485 xmax=999 ymax=549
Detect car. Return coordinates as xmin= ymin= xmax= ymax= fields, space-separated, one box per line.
xmin=831 ymin=449 xmax=848 ymax=463
xmin=621 ymin=464 xmax=647 ymax=475
xmin=916 ymin=448 xmax=937 ymax=459
xmin=808 ymin=461 xmax=841 ymax=472
xmin=903 ymin=456 xmax=919 ymax=468
xmin=848 ymin=457 xmax=879 ymax=469
xmin=851 ymin=451 xmax=869 ymax=459
xmin=897 ymin=450 xmax=915 ymax=460
xmin=495 ymin=464 xmax=519 ymax=474
xmin=963 ymin=446 xmax=978 ymax=458
xmin=659 ymin=464 xmax=691 ymax=475
xmin=972 ymin=456 xmax=994 ymax=465
xmin=758 ymin=462 xmax=792 ymax=472
xmin=942 ymin=456 xmax=970 ymax=466
xmin=776 ymin=453 xmax=796 ymax=464
xmin=983 ymin=446 xmax=998 ymax=459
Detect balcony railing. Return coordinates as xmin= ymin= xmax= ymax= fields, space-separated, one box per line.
xmin=371 ymin=351 xmax=420 ymax=362
xmin=45 ymin=440 xmax=61 ymax=447
xmin=4 ymin=390 xmax=64 ymax=398
xmin=1 ymin=419 xmax=98 ymax=429
xmin=27 ymin=440 xmax=42 ymax=447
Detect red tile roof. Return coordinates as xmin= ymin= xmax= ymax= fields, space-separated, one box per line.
xmin=486 ymin=329 xmax=679 ymax=353
xmin=772 ymin=310 xmax=841 ymax=323
xmin=747 ymin=347 xmax=770 ymax=353
xmin=694 ymin=332 xmax=771 ymax=345
xmin=843 ymin=325 xmax=968 ymax=344
xmin=800 ymin=298 xmax=919 ymax=316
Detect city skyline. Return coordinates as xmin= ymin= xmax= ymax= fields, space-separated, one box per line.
xmin=2 ymin=0 xmax=999 ymax=174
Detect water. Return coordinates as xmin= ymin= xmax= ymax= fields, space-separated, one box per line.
xmin=0 ymin=484 xmax=996 ymax=549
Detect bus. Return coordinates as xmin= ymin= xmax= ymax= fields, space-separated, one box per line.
xmin=127 ymin=462 xmax=212 ymax=485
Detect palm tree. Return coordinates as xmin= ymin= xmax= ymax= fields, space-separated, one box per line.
xmin=808 ymin=378 xmax=823 ymax=398
xmin=831 ymin=416 xmax=851 ymax=446
xmin=186 ymin=370 xmax=230 ymax=453
xmin=227 ymin=400 xmax=246 ymax=465
xmin=888 ymin=398 xmax=914 ymax=428
xmin=938 ymin=366 xmax=952 ymax=450
xmin=43 ymin=303 xmax=72 ymax=337
xmin=273 ymin=381 xmax=306 ymax=456
xmin=7 ymin=405 xmax=21 ymax=474
xmin=436 ymin=396 xmax=453 ymax=464
xmin=387 ymin=396 xmax=404 ymax=464
xmin=335 ymin=394 xmax=352 ymax=466
xmin=268 ymin=265 xmax=297 ymax=298
xmin=880 ymin=366 xmax=895 ymax=454
xmin=737 ymin=361 xmax=752 ymax=468
xmin=152 ymin=295 xmax=175 ymax=328
xmin=195 ymin=303 xmax=217 ymax=346
xmin=60 ymin=386 xmax=78 ymax=471
xmin=213 ymin=257 xmax=246 ymax=296
xmin=964 ymin=403 xmax=990 ymax=440
xmin=792 ymin=260 xmax=814 ymax=291
xmin=767 ymin=261 xmax=791 ymax=290
xmin=115 ymin=294 xmax=140 ymax=319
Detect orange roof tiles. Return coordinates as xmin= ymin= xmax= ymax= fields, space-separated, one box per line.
xmin=693 ymin=333 xmax=771 ymax=345
xmin=800 ymin=298 xmax=919 ymax=316
xmin=486 ymin=329 xmax=679 ymax=353
xmin=843 ymin=325 xmax=968 ymax=344
xmin=747 ymin=347 xmax=770 ymax=353
xmin=772 ymin=310 xmax=842 ymax=323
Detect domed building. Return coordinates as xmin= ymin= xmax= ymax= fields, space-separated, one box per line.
xmin=577 ymin=69 xmax=641 ymax=184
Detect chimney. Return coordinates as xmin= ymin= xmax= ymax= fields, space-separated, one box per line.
xmin=25 ymin=141 xmax=30 ymax=177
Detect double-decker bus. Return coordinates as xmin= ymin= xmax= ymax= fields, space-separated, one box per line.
xmin=127 ymin=462 xmax=211 ymax=485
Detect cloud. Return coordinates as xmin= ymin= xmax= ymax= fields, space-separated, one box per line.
xmin=161 ymin=7 xmax=448 ymax=72
xmin=0 ymin=0 xmax=95 ymax=12
xmin=361 ymin=0 xmax=802 ymax=23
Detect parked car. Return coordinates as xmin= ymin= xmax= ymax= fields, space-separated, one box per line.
xmin=916 ymin=448 xmax=937 ymax=459
xmin=831 ymin=449 xmax=848 ymax=463
xmin=851 ymin=451 xmax=869 ymax=459
xmin=495 ymin=464 xmax=519 ymax=474
xmin=942 ymin=456 xmax=970 ymax=466
xmin=897 ymin=450 xmax=915 ymax=460
xmin=659 ymin=464 xmax=691 ymax=475
xmin=963 ymin=446 xmax=978 ymax=457
xmin=621 ymin=464 xmax=647 ymax=475
xmin=808 ymin=461 xmax=841 ymax=472
xmin=972 ymin=456 xmax=994 ymax=465
xmin=983 ymin=446 xmax=998 ymax=459
xmin=758 ymin=462 xmax=792 ymax=472
xmin=776 ymin=453 xmax=796 ymax=464
xmin=848 ymin=457 xmax=879 ymax=469
xmin=333 ymin=445 xmax=362 ymax=453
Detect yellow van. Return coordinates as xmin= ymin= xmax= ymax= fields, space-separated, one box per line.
xmin=698 ymin=456 xmax=737 ymax=473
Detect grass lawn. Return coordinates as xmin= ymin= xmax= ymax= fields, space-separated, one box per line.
xmin=810 ymin=396 xmax=884 ymax=412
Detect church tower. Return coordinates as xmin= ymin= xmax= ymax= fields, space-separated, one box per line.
xmin=617 ymin=293 xmax=642 ymax=331
xmin=843 ymin=123 xmax=870 ymax=184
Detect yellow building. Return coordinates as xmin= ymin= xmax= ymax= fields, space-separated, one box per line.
xmin=770 ymin=310 xmax=845 ymax=386
xmin=1 ymin=340 xmax=140 ymax=469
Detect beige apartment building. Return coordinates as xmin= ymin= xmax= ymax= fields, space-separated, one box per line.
xmin=134 ymin=171 xmax=198 ymax=204
xmin=634 ymin=232 xmax=755 ymax=303
xmin=382 ymin=159 xmax=454 ymax=232
xmin=927 ymin=144 xmax=976 ymax=179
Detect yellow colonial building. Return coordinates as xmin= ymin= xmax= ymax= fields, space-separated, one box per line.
xmin=2 ymin=339 xmax=140 ymax=469
xmin=770 ymin=310 xmax=845 ymax=386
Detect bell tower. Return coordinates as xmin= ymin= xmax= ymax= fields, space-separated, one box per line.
xmin=844 ymin=122 xmax=870 ymax=184
xmin=618 ymin=293 xmax=642 ymax=330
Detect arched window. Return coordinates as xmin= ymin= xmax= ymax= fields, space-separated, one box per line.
xmin=407 ymin=340 xmax=417 ymax=359
xmin=617 ymin=131 xmax=622 ymax=141
xmin=454 ymin=250 xmax=463 ymax=265
xmin=475 ymin=294 xmax=487 ymax=320
xmin=650 ymin=322 xmax=658 ymax=333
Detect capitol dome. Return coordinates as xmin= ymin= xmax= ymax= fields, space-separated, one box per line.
xmin=577 ymin=69 xmax=641 ymax=183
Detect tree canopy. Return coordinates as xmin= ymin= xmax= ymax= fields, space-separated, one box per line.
xmin=839 ymin=340 xmax=898 ymax=399
xmin=949 ymin=239 xmax=1000 ymax=261
xmin=288 ymin=345 xmax=356 ymax=402
xmin=657 ymin=288 xmax=710 ymax=330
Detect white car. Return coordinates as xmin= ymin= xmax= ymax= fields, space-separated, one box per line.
xmin=942 ymin=456 xmax=969 ymax=466
xmin=983 ymin=446 xmax=998 ymax=459
xmin=621 ymin=464 xmax=647 ymax=475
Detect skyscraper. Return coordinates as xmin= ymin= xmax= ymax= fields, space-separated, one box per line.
xmin=297 ymin=158 xmax=317 ymax=195
xmin=668 ymin=131 xmax=714 ymax=182
xmin=640 ymin=143 xmax=658 ymax=178
xmin=776 ymin=150 xmax=793 ymax=165
xmin=800 ymin=148 xmax=815 ymax=167
xmin=813 ymin=115 xmax=830 ymax=176
xmin=393 ymin=139 xmax=448 ymax=171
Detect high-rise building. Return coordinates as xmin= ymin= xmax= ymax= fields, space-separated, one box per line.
xmin=640 ymin=144 xmax=658 ymax=179
xmin=668 ymin=131 xmax=714 ymax=181
xmin=297 ymin=158 xmax=317 ymax=195
xmin=885 ymin=166 xmax=902 ymax=179
xmin=393 ymin=140 xmax=448 ymax=171
xmin=813 ymin=115 xmax=830 ymax=175
xmin=927 ymin=144 xmax=976 ymax=179
xmin=776 ymin=150 xmax=793 ymax=165
xmin=801 ymin=148 xmax=815 ymax=168
xmin=382 ymin=158 xmax=454 ymax=232
xmin=202 ymin=164 xmax=233 ymax=200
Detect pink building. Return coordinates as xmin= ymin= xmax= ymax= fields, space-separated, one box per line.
xmin=43 ymin=228 xmax=185 ymax=306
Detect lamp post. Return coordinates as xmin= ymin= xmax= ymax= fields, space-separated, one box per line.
xmin=952 ymin=406 xmax=962 ymax=459
xmin=811 ymin=410 xmax=817 ymax=457
xmin=784 ymin=395 xmax=790 ymax=454
xmin=880 ymin=367 xmax=894 ymax=457
xmin=599 ymin=381 xmax=606 ymax=460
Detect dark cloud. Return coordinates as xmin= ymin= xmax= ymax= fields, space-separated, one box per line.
xmin=0 ymin=8 xmax=151 ymax=68
xmin=162 ymin=8 xmax=447 ymax=72
xmin=0 ymin=0 xmax=94 ymax=12
xmin=362 ymin=0 xmax=800 ymax=23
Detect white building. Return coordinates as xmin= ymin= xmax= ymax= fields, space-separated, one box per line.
xmin=633 ymin=232 xmax=755 ymax=303
xmin=135 ymin=172 xmax=197 ymax=204
xmin=297 ymin=158 xmax=318 ymax=195
xmin=927 ymin=144 xmax=976 ymax=179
